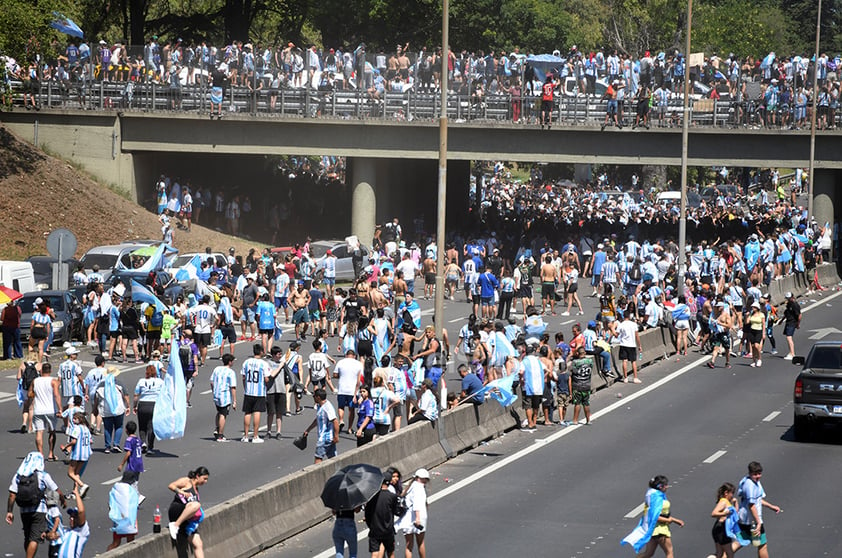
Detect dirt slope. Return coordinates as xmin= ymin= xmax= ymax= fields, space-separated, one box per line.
xmin=0 ymin=125 xmax=259 ymax=261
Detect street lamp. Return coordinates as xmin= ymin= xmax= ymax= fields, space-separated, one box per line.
xmin=808 ymin=0 xmax=822 ymax=221
xmin=434 ymin=0 xmax=449 ymax=340
xmin=677 ymin=0 xmax=693 ymax=290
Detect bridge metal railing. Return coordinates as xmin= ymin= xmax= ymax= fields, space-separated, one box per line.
xmin=4 ymin=79 xmax=824 ymax=130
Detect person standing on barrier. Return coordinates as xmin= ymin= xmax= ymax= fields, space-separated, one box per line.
xmin=781 ymin=291 xmax=800 ymax=360
xmin=616 ymin=309 xmax=642 ymax=383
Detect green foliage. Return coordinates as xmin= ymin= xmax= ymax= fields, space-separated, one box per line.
xmin=693 ymin=0 xmax=792 ymax=58
xmin=0 ymin=0 xmax=66 ymax=61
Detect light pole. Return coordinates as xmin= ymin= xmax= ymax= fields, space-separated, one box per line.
xmin=434 ymin=0 xmax=449 ymax=340
xmin=677 ymin=0 xmax=693 ymax=291
xmin=808 ymin=0 xmax=822 ymax=221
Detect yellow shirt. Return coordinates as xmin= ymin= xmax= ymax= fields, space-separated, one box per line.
xmin=652 ymin=498 xmax=672 ymax=537
xmin=748 ymin=311 xmax=765 ymax=331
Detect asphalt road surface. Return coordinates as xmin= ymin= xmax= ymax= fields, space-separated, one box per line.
xmin=260 ymin=288 xmax=842 ymax=558
xmin=0 ymin=288 xmax=595 ymax=554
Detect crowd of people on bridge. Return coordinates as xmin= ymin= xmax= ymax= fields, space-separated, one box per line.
xmin=4 ymin=32 xmax=842 ymax=129
xmin=5 ymin=152 xmax=829 ymax=556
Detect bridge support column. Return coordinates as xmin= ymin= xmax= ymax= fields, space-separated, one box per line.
xmin=350 ymin=158 xmax=378 ymax=244
xmin=813 ymin=169 xmax=839 ymax=262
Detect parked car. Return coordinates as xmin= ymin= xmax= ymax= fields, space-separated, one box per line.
xmin=700 ymin=184 xmax=742 ymax=203
xmin=19 ymin=290 xmax=84 ymax=345
xmin=110 ymin=269 xmax=185 ymax=304
xmin=311 ymin=240 xmax=370 ymax=282
xmin=79 ymin=242 xmax=170 ymax=282
xmin=793 ymin=341 xmax=842 ymax=441
xmin=169 ymin=252 xmax=227 ymax=270
xmin=26 ymin=255 xmax=81 ymax=290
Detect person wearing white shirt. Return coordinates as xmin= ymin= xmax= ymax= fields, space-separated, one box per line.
xmin=616 ymin=311 xmax=641 ymax=383
xmin=332 ymin=350 xmax=362 ymax=433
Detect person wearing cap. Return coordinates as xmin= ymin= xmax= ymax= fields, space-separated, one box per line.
xmin=782 ymin=291 xmax=801 ymax=360
xmin=746 ymin=301 xmax=766 ymax=367
xmin=396 ymin=468 xmax=431 ymax=557
xmin=408 ymin=378 xmax=438 ymax=425
xmin=57 ymin=484 xmax=89 ymax=557
xmin=58 ymin=347 xmax=84 ymax=415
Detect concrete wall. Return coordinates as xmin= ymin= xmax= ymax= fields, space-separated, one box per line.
xmin=1 ymin=112 xmax=136 ymax=199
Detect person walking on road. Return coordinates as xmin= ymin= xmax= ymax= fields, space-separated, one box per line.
xmin=240 ymin=344 xmax=270 ymax=444
xmin=302 ymin=388 xmax=339 ymax=464
xmin=709 ymin=482 xmax=739 ymax=558
xmin=30 ymin=362 xmax=62 ymax=461
xmin=397 ymin=468 xmax=431 ymax=558
xmin=781 ymin=291 xmax=800 ymax=360
xmin=621 ymin=475 xmax=684 ymax=557
xmin=5 ymin=451 xmax=65 ymax=558
xmin=364 ymin=475 xmax=399 ymax=558
xmin=733 ymin=461 xmax=781 ymax=557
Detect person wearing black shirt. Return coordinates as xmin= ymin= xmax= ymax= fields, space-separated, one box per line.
xmin=364 ymin=477 xmax=399 ymax=558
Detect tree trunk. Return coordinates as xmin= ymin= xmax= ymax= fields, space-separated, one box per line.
xmin=642 ymin=165 xmax=667 ymax=191
xmin=225 ymin=0 xmax=254 ymax=43
xmin=129 ymin=0 xmax=147 ymax=51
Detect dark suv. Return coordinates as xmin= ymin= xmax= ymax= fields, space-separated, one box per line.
xmin=793 ymin=341 xmax=842 ymax=441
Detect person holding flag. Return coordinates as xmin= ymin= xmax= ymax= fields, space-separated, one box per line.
xmin=621 ymin=475 xmax=684 ymax=557
xmin=152 ymin=341 xmax=188 ymax=445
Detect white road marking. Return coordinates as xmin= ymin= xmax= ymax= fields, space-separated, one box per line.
xmin=448 ymin=318 xmax=462 ymax=323
xmin=6 ymin=374 xmax=18 ymax=379
xmin=200 ymin=389 xmax=212 ymax=395
xmin=562 ymin=319 xmax=575 ymax=325
xmin=624 ymin=503 xmax=646 ymax=519
xmin=101 ymin=476 xmax=123 ymax=485
xmin=763 ymin=411 xmax=781 ymax=422
xmin=309 ymin=291 xmax=842 ymax=558
xmin=703 ymin=450 xmax=727 ymax=464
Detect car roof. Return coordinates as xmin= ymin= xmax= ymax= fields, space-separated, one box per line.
xmin=83 ymin=244 xmax=143 ymax=254
xmin=22 ymin=289 xmax=71 ymax=296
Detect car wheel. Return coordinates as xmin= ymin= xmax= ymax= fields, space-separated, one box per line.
xmin=793 ymin=414 xmax=811 ymax=442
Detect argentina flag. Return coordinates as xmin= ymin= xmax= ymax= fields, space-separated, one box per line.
xmin=152 ymin=342 xmax=187 ymax=440
xmin=471 ymin=372 xmax=518 ymax=407
xmin=621 ymin=488 xmax=664 ymax=553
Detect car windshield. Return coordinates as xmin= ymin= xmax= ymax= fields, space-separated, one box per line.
xmin=309 ymin=244 xmax=333 ymax=258
xmin=20 ymin=295 xmax=65 ymax=312
xmin=808 ymin=347 xmax=842 ymax=370
xmin=170 ymin=254 xmax=210 ymax=268
xmin=80 ymin=253 xmax=118 ymax=270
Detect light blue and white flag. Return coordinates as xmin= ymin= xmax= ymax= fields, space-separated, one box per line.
xmin=130 ymin=280 xmax=167 ymax=313
xmin=152 ymin=342 xmax=187 ymax=440
xmin=109 ymin=482 xmax=139 ymax=534
xmin=621 ymin=488 xmax=664 ymax=553
xmin=174 ymin=254 xmax=203 ymax=281
xmin=471 ymin=372 xmax=519 ymax=407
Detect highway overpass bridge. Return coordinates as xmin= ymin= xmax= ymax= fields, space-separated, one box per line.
xmin=3 ymin=110 xmax=841 ymax=241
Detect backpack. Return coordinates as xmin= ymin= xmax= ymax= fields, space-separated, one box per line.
xmin=22 ymin=362 xmax=39 ymax=392
xmin=150 ymin=311 xmax=163 ymax=328
xmin=629 ymin=262 xmax=642 ymax=282
xmin=179 ymin=344 xmax=192 ymax=370
xmin=15 ymin=472 xmax=43 ymax=508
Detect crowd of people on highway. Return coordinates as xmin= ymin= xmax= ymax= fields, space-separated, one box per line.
xmin=4 ymin=33 xmax=842 ymax=129
xmin=6 ymin=154 xmax=828 ymax=556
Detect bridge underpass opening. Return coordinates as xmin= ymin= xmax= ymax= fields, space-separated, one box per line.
xmin=133 ymin=152 xmax=470 ymax=246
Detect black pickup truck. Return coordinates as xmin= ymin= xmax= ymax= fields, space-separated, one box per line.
xmin=792 ymin=341 xmax=842 ymax=441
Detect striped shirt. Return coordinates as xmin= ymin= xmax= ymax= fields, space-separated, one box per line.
xmin=488 ymin=331 xmax=516 ymax=367
xmin=241 ymin=358 xmax=269 ymax=397
xmin=59 ymin=360 xmax=83 ymax=398
xmin=217 ymin=297 xmax=234 ymax=325
xmin=387 ymin=367 xmax=408 ymax=401
xmin=519 ymin=355 xmax=545 ymax=396
xmin=67 ymin=424 xmax=92 ymax=462
xmin=46 ymin=507 xmax=66 ymax=548
xmin=58 ymin=522 xmax=90 ymax=558
xmin=371 ymin=386 xmax=396 ymax=425
xmin=84 ymin=367 xmax=106 ymax=398
xmin=210 ymin=366 xmax=237 ymax=406
xmin=582 ymin=329 xmax=597 ymax=351
xmin=601 ymin=261 xmax=619 ymax=284
xmin=32 ymin=311 xmax=52 ymax=327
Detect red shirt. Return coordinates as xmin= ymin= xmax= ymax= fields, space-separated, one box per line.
xmin=541 ymin=82 xmax=554 ymax=101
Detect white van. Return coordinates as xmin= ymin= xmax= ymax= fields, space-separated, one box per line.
xmin=656 ymin=191 xmax=682 ymax=207
xmin=0 ymin=261 xmax=36 ymax=293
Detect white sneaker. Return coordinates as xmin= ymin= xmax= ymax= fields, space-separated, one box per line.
xmin=138 ymin=494 xmax=146 ymax=507
xmin=168 ymin=522 xmax=179 ymax=540
xmin=251 ymin=436 xmax=264 ymax=444
xmin=240 ymin=437 xmax=251 ymax=443
xmin=561 ymin=311 xmax=570 ymax=316
xmin=79 ymin=484 xmax=90 ymax=499
xmin=756 ymin=360 xmax=762 ymax=367
xmin=783 ymin=354 xmax=793 ymax=361
xmin=749 ymin=362 xmax=757 ymax=367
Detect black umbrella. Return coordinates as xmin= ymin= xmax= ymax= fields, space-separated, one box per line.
xmin=320 ymin=464 xmax=384 ymax=511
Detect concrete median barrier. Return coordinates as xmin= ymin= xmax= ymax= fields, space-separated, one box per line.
xmin=638 ymin=327 xmax=668 ymax=366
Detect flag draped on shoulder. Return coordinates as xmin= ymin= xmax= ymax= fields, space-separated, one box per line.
xmin=109 ymin=482 xmax=139 ymax=534
xmin=153 ymin=342 xmax=187 ymax=440
xmin=621 ymin=488 xmax=664 ymax=553
xmin=130 ymin=280 xmax=167 ymax=313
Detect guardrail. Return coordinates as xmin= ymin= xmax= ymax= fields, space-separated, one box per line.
xmin=102 ymin=264 xmax=840 ymax=558
xmin=3 ymin=80 xmax=797 ymax=128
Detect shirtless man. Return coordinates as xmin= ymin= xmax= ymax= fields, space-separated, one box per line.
xmin=443 ymin=259 xmax=462 ymax=301
xmin=369 ymin=282 xmax=390 ymax=317
xmin=397 ymin=46 xmax=411 ymax=79
xmin=290 ymin=282 xmax=312 ymax=340
xmin=540 ymin=254 xmax=559 ymax=315
xmin=422 ymin=255 xmax=437 ymax=300
xmin=393 ymin=271 xmax=408 ymax=314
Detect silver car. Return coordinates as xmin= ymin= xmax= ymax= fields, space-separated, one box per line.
xmin=310 ymin=240 xmax=370 ymax=282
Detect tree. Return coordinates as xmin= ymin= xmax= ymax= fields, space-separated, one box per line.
xmin=693 ymin=0 xmax=792 ymax=58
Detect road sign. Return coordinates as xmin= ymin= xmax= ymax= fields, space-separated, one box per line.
xmin=46 ymin=228 xmax=77 ymax=260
